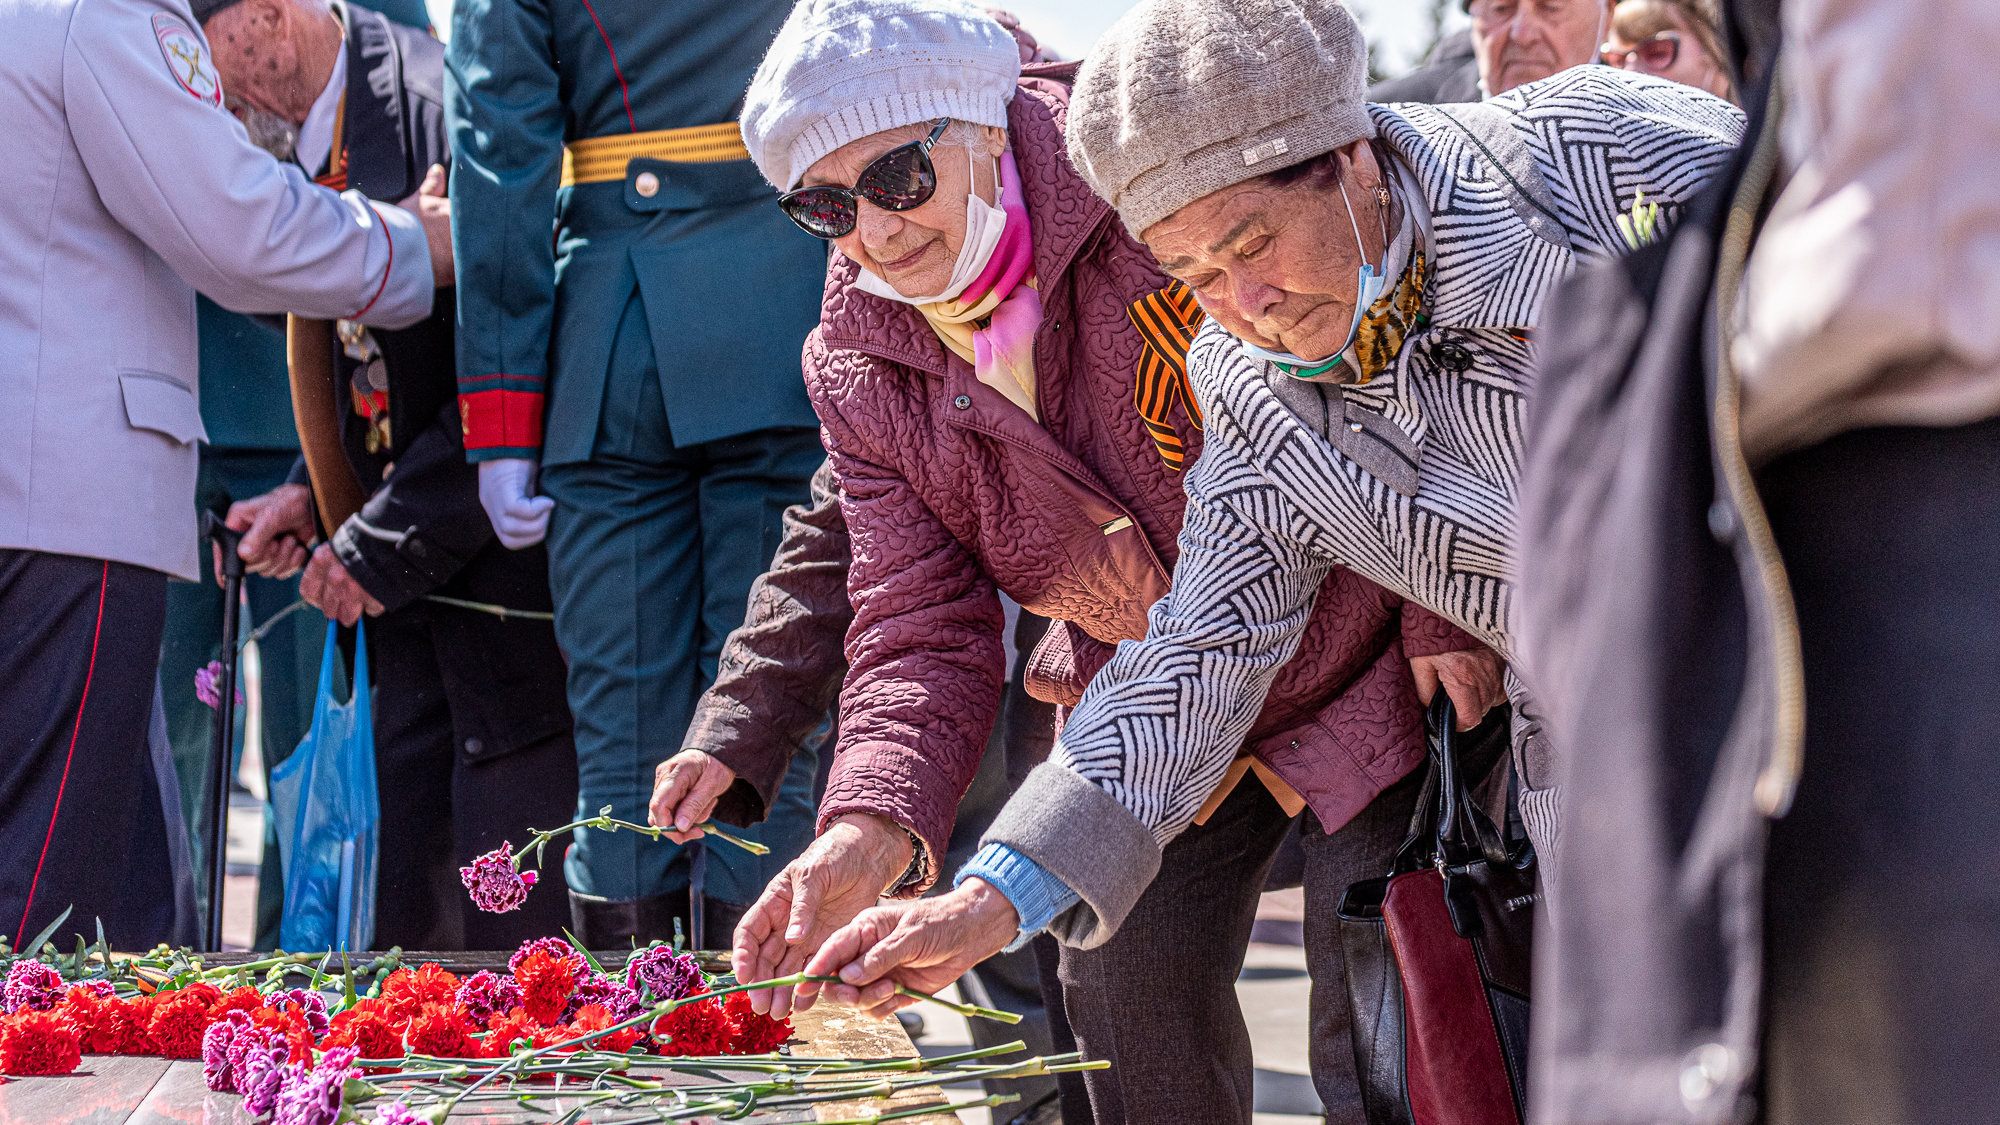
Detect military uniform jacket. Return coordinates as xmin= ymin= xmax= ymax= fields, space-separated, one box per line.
xmin=313 ymin=3 xmax=571 ymax=763
xmin=0 ymin=0 xmax=433 ymax=580
xmin=446 ymin=0 xmax=824 ymax=466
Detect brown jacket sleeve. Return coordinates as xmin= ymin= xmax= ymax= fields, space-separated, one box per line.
xmin=684 ymin=458 xmax=853 ymax=826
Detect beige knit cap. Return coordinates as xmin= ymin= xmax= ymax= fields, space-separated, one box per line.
xmin=1066 ymin=0 xmax=1376 ymax=238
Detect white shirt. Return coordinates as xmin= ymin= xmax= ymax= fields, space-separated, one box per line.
xmin=295 ymin=39 xmax=346 ymax=178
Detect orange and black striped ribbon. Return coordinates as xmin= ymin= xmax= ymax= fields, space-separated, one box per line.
xmin=1126 ymin=282 xmax=1206 ymax=471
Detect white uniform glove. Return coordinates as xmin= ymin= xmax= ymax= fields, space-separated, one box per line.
xmin=477 ymin=458 xmax=555 ymax=549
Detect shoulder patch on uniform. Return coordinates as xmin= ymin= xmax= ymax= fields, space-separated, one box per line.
xmin=153 ymin=13 xmax=223 ymax=107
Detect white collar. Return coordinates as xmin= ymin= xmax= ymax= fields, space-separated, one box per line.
xmin=296 ymin=38 xmax=347 ymax=179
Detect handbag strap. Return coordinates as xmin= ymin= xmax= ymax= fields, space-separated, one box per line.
xmin=1396 ymin=694 xmax=1520 ymax=872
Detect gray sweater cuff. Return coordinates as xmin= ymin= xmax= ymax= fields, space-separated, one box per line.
xmin=979 ymin=762 xmax=1162 ymax=949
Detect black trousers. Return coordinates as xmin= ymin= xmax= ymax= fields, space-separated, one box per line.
xmin=366 ymin=601 xmax=579 ymax=950
xmin=0 ymin=550 xmax=174 ymax=950
xmin=1761 ymin=415 xmax=2000 ymax=1125
xmin=1056 ymin=768 xmax=1424 ymax=1125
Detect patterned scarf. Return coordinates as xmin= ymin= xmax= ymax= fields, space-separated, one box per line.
xmin=1123 ymin=251 xmax=1430 ymax=469
xmin=917 ymin=151 xmax=1042 ymax=420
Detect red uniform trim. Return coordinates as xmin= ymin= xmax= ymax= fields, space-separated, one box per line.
xmin=575 ymin=0 xmax=636 ymax=134
xmin=350 ymin=201 xmax=396 ymax=320
xmin=459 ymin=387 xmax=546 ymax=451
xmin=16 ymin=560 xmax=109 ymax=946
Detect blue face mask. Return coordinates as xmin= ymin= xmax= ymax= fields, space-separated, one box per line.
xmin=1239 ymin=175 xmax=1386 ymax=380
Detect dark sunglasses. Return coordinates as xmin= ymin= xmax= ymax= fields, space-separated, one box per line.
xmin=1601 ymin=30 xmax=1683 ymax=72
xmin=778 ymin=118 xmax=952 ymax=239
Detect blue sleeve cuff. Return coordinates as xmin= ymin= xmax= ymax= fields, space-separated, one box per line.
xmin=955 ymin=843 xmax=1081 ymax=952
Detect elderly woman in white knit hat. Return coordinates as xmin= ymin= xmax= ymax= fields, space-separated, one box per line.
xmin=797 ymin=0 xmax=1743 ymax=1117
xmin=700 ymin=0 xmax=1516 ymax=1113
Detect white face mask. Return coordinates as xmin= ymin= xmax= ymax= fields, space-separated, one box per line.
xmin=1238 ymin=174 xmax=1387 ymax=380
xmin=852 ymin=146 xmax=1006 ymax=306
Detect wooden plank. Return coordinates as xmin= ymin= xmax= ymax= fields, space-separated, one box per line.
xmin=123 ymin=1061 xmax=258 ymax=1125
xmin=789 ymin=1003 xmax=960 ymax=1125
xmin=0 ymin=1054 xmax=171 ymax=1125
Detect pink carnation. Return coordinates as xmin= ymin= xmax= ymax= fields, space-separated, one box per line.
xmin=458 ymin=845 xmax=536 ymax=913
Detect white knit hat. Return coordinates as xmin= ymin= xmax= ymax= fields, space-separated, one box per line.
xmin=740 ymin=0 xmax=1024 ymax=192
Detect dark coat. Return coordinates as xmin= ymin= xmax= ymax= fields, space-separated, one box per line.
xmin=317 ymin=3 xmax=571 ymax=764
xmin=1516 ymin=30 xmax=1786 ymax=1124
xmin=1368 ymin=29 xmax=1480 ymax=105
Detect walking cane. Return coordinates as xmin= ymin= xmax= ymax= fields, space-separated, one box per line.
xmin=201 ymin=508 xmax=247 ymax=953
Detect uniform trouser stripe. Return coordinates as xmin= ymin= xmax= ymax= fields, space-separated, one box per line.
xmin=16 ymin=559 xmax=108 ymax=946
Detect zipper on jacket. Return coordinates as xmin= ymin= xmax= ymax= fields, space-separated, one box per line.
xmin=1710 ymin=74 xmax=1805 ymax=819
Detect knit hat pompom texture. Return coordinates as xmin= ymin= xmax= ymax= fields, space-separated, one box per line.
xmin=1067 ymin=0 xmax=1376 ymax=238
xmin=741 ymin=0 xmax=1025 ymax=192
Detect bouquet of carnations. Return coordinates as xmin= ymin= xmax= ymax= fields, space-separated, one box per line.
xmin=0 ymin=921 xmax=1079 ymax=1124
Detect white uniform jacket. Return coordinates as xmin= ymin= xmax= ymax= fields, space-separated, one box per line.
xmin=0 ymin=0 xmax=433 ymax=580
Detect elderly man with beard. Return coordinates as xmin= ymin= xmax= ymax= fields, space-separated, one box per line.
xmin=789 ymin=1 xmax=1741 ymax=1121
xmin=194 ymin=0 xmax=581 ymax=951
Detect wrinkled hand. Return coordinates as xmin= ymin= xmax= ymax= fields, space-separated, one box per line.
xmin=733 ymin=813 xmax=914 ymax=1020
xmin=398 ymin=163 xmax=454 ymax=289
xmin=802 ymin=879 xmax=1020 ymax=1020
xmin=300 ymin=543 xmax=384 ymax=627
xmin=477 ymin=459 xmax=555 ymax=549
xmin=648 ymin=750 xmax=738 ymax=844
xmin=218 ymin=483 xmax=315 ymax=582
xmin=1410 ymin=647 xmax=1507 ymax=730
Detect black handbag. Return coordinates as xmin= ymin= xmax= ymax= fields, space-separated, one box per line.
xmin=1336 ymin=694 xmax=1537 ymax=1125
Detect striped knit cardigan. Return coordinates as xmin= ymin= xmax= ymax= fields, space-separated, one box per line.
xmin=982 ymin=68 xmax=1744 ymax=947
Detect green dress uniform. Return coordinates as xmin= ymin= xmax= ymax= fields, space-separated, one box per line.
xmin=446 ymin=0 xmax=826 ymax=942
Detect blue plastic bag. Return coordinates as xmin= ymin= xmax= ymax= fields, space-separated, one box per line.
xmin=271 ymin=620 xmax=379 ymax=952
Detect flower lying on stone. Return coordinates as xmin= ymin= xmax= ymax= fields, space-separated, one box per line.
xmin=1 ymin=961 xmax=63 ymax=1013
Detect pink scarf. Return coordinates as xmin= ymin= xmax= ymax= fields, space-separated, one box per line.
xmin=918 ymin=151 xmax=1043 ymax=420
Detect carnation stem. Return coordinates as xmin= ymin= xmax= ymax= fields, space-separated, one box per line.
xmin=509 ymin=816 xmax=770 ymax=869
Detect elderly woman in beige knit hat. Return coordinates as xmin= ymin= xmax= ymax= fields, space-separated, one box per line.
xmin=800 ymin=0 xmax=1742 ymax=1119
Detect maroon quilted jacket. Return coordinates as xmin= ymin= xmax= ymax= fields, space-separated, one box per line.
xmin=808 ymin=78 xmax=1479 ymax=891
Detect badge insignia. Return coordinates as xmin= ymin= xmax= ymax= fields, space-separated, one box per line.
xmin=153 ymin=13 xmax=223 ymax=107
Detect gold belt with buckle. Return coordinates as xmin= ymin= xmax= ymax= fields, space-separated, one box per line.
xmin=560 ymin=122 xmax=751 ymax=187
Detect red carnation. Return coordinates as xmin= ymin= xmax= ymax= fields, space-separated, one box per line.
xmin=1 ymin=1010 xmax=83 ymax=1075
xmin=209 ymin=986 xmax=264 ymax=1020
xmin=117 ymin=995 xmax=158 ymax=1055
xmin=478 ymin=1009 xmax=539 ymax=1059
xmin=145 ymin=991 xmax=211 ymax=1059
xmin=381 ymin=964 xmax=461 ymax=1019
xmin=565 ymin=1004 xmax=640 ymax=1054
xmin=322 ymin=1004 xmax=401 ymax=1067
xmin=249 ymin=1005 xmax=313 ymax=1065
xmin=175 ymin=982 xmax=225 ymax=1010
xmin=723 ymin=993 xmax=792 ymax=1054
xmin=513 ymin=951 xmax=581 ymax=1025
xmin=651 ymin=998 xmax=731 ymax=1057
xmin=55 ymin=989 xmax=127 ymax=1054
xmin=403 ymin=1002 xmax=477 ymax=1059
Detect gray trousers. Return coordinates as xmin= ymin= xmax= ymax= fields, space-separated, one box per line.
xmin=1056 ymin=766 xmax=1423 ymax=1125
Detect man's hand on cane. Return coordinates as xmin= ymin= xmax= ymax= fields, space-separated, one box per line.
xmin=731 ymin=812 xmax=915 ymax=1020
xmin=218 ymin=483 xmax=315 ymax=582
